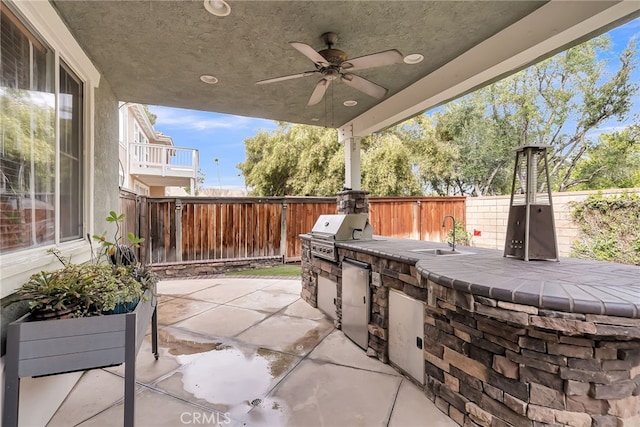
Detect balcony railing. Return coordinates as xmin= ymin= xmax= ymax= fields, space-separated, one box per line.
xmin=129 ymin=143 xmax=198 ymax=180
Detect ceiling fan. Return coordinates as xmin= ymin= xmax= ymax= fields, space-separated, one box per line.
xmin=256 ymin=32 xmax=404 ymax=106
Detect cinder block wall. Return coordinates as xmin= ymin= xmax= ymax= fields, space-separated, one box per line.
xmin=465 ymin=189 xmax=640 ymax=257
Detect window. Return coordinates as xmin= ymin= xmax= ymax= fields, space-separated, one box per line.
xmin=133 ymin=122 xmax=148 ymax=145
xmin=59 ymin=63 xmax=83 ymax=241
xmin=0 ymin=5 xmax=84 ymax=254
xmin=133 ymin=121 xmax=149 ymax=165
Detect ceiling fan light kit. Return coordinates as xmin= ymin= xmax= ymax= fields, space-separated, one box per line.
xmin=204 ymin=0 xmax=231 ymax=17
xmin=256 ymin=32 xmax=404 ymax=106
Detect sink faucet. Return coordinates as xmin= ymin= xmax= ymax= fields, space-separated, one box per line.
xmin=442 ymin=215 xmax=456 ymax=252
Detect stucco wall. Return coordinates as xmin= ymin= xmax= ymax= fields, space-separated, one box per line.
xmin=93 ymin=78 xmax=121 ymax=228
xmin=465 ymin=189 xmax=640 ymax=257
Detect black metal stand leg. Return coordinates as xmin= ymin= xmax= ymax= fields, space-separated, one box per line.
xmin=152 ymin=306 xmax=159 ymax=360
xmin=3 ymin=324 xmax=21 ymax=427
xmin=124 ymin=313 xmax=136 ymax=427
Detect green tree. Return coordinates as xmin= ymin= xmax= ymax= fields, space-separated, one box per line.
xmin=285 ymin=124 xmax=344 ymax=196
xmin=143 ymin=105 xmax=157 ymax=126
xmin=0 ymin=89 xmax=56 ymax=194
xmin=427 ymin=36 xmax=637 ymax=195
xmin=361 ymin=133 xmax=422 ymax=196
xmin=388 ymin=115 xmax=458 ymax=196
xmin=432 ymin=91 xmax=515 ymax=195
xmin=238 ymin=123 xmax=343 ymax=196
xmin=570 ymin=124 xmax=640 ymax=190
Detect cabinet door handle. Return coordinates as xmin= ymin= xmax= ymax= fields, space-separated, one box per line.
xmin=416 ymin=337 xmax=423 ymax=349
xmin=363 ymin=296 xmax=366 ymax=304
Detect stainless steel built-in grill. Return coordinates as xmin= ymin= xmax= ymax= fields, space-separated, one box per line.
xmin=309 ymin=214 xmax=373 ymax=261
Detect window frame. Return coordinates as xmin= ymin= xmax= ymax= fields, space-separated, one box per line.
xmin=0 ymin=0 xmax=100 ymax=298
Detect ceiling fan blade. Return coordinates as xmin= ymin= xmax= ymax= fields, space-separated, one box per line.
xmin=256 ymin=71 xmax=317 ymax=85
xmin=308 ymin=78 xmax=331 ymax=106
xmin=341 ymin=73 xmax=387 ymax=99
xmin=341 ymin=49 xmax=404 ymax=72
xmin=290 ymin=42 xmax=330 ymax=67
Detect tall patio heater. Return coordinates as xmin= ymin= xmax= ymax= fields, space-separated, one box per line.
xmin=504 ymin=144 xmax=558 ymax=261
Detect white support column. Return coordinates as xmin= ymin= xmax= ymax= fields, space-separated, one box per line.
xmin=339 ymin=125 xmax=362 ymax=191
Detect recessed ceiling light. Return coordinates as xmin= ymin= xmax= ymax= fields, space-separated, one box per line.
xmin=403 ymin=53 xmax=424 ymax=64
xmin=204 ymin=0 xmax=231 ymax=17
xmin=343 ymin=100 xmax=358 ymax=107
xmin=311 ymin=118 xmax=320 ymax=122
xmin=200 ymin=74 xmax=219 ymax=84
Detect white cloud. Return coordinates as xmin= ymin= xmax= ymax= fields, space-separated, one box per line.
xmin=148 ymin=106 xmax=276 ymax=131
xmin=585 ymin=125 xmax=631 ymax=139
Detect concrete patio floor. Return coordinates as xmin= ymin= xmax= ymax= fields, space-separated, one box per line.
xmin=48 ymin=277 xmax=456 ymax=427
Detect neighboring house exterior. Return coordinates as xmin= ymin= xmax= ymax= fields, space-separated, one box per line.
xmin=118 ymin=103 xmax=198 ymax=196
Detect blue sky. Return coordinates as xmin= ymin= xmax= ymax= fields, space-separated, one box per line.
xmin=148 ymin=18 xmax=639 ymax=191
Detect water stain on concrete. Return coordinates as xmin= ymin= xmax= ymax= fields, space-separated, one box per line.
xmin=287 ymin=327 xmax=321 ymax=354
xmin=158 ymin=329 xmax=220 ymax=355
xmin=256 ymin=347 xmax=298 ymax=378
xmin=157 ymin=298 xmax=214 ymax=325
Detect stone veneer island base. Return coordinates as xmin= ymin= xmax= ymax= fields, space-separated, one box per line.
xmin=301 ymin=235 xmax=640 ymax=427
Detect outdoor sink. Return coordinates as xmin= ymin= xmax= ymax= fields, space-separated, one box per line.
xmin=409 ymin=248 xmax=471 ymax=256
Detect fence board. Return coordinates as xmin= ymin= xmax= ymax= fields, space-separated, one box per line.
xmin=118 ymin=190 xmax=137 ymax=237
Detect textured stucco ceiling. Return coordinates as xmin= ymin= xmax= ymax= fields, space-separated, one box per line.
xmin=51 ymin=1 xmax=547 ymax=127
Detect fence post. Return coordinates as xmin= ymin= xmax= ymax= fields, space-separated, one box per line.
xmin=412 ymin=200 xmax=421 ymax=240
xmin=175 ymin=199 xmax=183 ymax=262
xmin=280 ymin=201 xmax=288 ymax=261
xmin=138 ymin=196 xmax=148 ymax=265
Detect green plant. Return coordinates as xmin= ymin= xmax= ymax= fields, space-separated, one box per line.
xmin=18 ymin=266 xmax=93 ymax=318
xmin=17 ymin=212 xmax=156 ymax=318
xmin=92 ymin=211 xmax=145 ymax=266
xmin=570 ymin=192 xmax=640 ymax=265
xmin=445 ymin=221 xmax=472 ymax=247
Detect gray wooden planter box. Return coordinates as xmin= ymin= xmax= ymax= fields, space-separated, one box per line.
xmin=3 ymin=287 xmax=158 ymax=427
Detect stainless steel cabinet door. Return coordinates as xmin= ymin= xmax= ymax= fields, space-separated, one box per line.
xmin=342 ymin=259 xmax=370 ymax=349
xmin=317 ymin=276 xmax=337 ymax=321
xmin=389 ymin=289 xmax=425 ymax=385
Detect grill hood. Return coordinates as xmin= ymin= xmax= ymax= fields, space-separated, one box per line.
xmin=310 ymin=214 xmax=373 ymax=241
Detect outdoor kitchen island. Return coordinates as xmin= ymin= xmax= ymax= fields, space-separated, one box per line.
xmin=300 ymin=235 xmax=640 ymax=427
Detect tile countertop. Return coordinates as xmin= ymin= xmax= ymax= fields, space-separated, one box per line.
xmin=334 ymin=237 xmax=640 ymax=319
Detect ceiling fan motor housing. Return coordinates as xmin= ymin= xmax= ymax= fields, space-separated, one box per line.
xmin=319 ymin=48 xmax=348 ymax=65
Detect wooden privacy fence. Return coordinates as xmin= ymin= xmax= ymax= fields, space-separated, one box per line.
xmin=369 ymin=197 xmax=466 ymax=242
xmin=132 ymin=195 xmax=465 ymax=265
xmin=145 ymin=197 xmax=337 ymax=264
